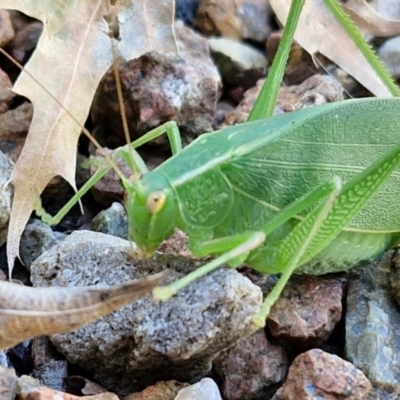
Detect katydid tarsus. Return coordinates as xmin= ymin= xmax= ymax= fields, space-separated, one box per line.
xmin=9 ymin=0 xmax=400 ymax=329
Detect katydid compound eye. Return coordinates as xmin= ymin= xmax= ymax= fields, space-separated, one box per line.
xmin=146 ymin=191 xmax=166 ymax=214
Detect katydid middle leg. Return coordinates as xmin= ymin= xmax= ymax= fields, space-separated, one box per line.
xmin=35 ymin=121 xmax=183 ymax=226
xmin=254 ymin=139 xmax=400 ymax=326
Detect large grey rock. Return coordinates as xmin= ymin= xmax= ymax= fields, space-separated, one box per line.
xmin=346 ymin=253 xmax=400 ymax=394
xmin=30 ymin=231 xmax=262 ymax=395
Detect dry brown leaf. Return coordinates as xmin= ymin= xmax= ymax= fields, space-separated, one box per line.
xmin=269 ymin=0 xmax=396 ymax=97
xmin=343 ymin=0 xmax=400 ymax=37
xmin=0 ymin=270 xmax=167 ymax=349
xmin=0 ymin=0 xmax=177 ymax=273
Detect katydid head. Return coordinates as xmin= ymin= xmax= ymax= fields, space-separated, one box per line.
xmin=125 ymin=171 xmax=177 ymax=257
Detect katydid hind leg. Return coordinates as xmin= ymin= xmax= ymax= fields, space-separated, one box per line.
xmin=191 ymin=180 xmax=341 ymax=259
xmin=153 ymin=179 xmax=342 ymax=309
xmin=253 ymin=134 xmax=400 ymax=326
xmin=152 ymin=231 xmax=266 ymax=301
xmin=252 ymin=177 xmax=342 ymax=327
xmin=261 ymin=179 xmax=342 ymax=237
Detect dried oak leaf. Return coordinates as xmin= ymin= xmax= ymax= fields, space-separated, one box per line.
xmin=0 ymin=271 xmax=167 ymax=350
xmin=0 ymin=0 xmax=177 ymax=273
xmin=342 ymin=0 xmax=400 ymax=37
xmin=270 ymin=0 xmax=400 ymax=97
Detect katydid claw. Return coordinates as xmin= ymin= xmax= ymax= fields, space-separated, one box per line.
xmin=153 ymin=286 xmax=176 ymax=301
xmin=251 ymin=309 xmax=268 ymax=328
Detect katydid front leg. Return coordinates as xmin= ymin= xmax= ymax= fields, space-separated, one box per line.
xmin=35 ymin=121 xmax=182 ymax=226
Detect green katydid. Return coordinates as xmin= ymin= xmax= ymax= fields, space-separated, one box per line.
xmin=37 ymin=97 xmax=400 ymax=328
xmin=9 ymin=0 xmax=400 ymax=329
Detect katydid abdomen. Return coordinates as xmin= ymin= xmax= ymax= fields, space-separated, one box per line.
xmin=127 ymin=97 xmax=400 ymax=278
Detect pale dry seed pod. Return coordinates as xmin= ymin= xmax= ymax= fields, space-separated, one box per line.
xmin=0 ymin=270 xmax=167 ymax=349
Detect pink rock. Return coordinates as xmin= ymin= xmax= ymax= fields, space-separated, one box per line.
xmin=215 ymin=330 xmax=287 ymax=399
xmin=267 ymin=274 xmax=346 ymax=346
xmin=26 ymin=387 xmax=119 ymax=400
xmin=272 ymin=349 xmax=372 ymax=400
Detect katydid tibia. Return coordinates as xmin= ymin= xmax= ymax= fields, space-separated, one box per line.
xmin=39 ymin=97 xmax=400 ymax=327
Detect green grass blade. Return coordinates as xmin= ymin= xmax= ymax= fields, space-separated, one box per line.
xmin=248 ymin=0 xmax=306 ymax=121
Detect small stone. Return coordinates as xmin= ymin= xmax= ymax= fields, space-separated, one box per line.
xmin=214 ymin=330 xmax=287 ymax=400
xmin=91 ymin=202 xmax=128 ymax=239
xmin=0 ymin=102 xmax=33 ymax=161
xmin=0 ymin=350 xmax=9 ymax=367
xmin=208 ymin=37 xmax=267 ymax=86
xmin=91 ymin=23 xmax=220 ymax=149
xmin=10 ymin=20 xmax=43 ymax=64
xmin=20 ymin=219 xmax=66 ymax=270
xmin=32 ymin=360 xmax=68 ymax=392
xmin=24 ymin=387 xmax=119 ymax=400
xmin=125 ymin=380 xmax=188 ymax=400
xmin=15 ymin=375 xmax=41 ymax=399
xmin=157 ymin=229 xmax=193 ymax=259
xmin=267 ymin=274 xmax=346 ymax=346
xmin=271 ymin=349 xmax=372 ymax=400
xmin=195 ymin=0 xmax=271 ymax=42
xmin=0 ymin=365 xmax=17 ymax=400
xmin=175 ymin=378 xmax=222 ymax=400
xmin=0 ymin=66 xmax=15 ymax=114
xmin=372 ymin=0 xmax=400 ymax=20
xmin=64 ymin=376 xmax=110 ymax=396
xmin=276 ymin=74 xmax=345 ymax=113
xmin=31 ymin=337 xmax=59 ymax=369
